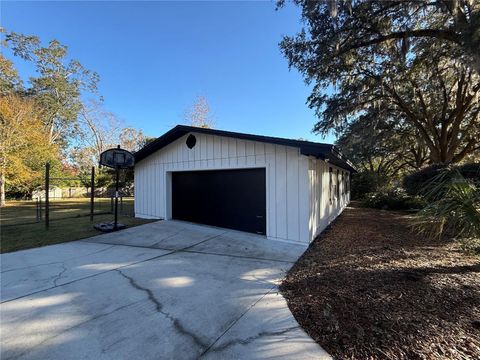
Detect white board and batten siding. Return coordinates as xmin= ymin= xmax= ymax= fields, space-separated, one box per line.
xmin=308 ymin=158 xmax=351 ymax=239
xmin=135 ymin=131 xmax=351 ymax=244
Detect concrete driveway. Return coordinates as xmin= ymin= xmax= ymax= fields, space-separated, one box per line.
xmin=1 ymin=221 xmax=330 ymax=360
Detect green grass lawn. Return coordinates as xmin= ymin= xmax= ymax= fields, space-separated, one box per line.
xmin=1 ymin=197 xmax=134 ymax=226
xmin=1 ymin=198 xmax=155 ymax=253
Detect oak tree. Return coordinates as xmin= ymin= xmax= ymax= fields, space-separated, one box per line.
xmin=280 ymin=0 xmax=480 ymax=164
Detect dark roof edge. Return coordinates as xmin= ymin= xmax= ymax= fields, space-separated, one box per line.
xmin=331 ymin=145 xmax=357 ymax=173
xmin=135 ymin=125 xmax=357 ymax=172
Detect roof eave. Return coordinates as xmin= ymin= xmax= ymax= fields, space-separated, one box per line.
xmin=134 ymin=125 xmax=357 ymax=173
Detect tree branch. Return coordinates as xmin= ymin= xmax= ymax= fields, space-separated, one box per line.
xmin=337 ymin=29 xmax=461 ymax=56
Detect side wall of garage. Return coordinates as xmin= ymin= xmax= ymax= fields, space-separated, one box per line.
xmin=134 ymin=132 xmax=311 ymax=244
xmin=308 ymin=158 xmax=350 ymax=240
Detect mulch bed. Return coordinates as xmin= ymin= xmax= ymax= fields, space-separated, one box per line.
xmin=280 ymin=205 xmax=480 ymax=359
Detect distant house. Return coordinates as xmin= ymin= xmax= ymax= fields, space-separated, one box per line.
xmin=134 ymin=125 xmax=355 ymax=244
xmin=62 ymin=187 xmax=89 ymax=198
xmin=32 ymin=186 xmax=63 ymax=200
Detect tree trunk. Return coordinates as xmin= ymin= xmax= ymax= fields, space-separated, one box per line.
xmin=0 ymin=172 xmax=6 ymax=207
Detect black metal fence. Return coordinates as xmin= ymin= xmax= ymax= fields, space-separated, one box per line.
xmin=39 ymin=196 xmax=134 ymax=221
xmin=1 ymin=163 xmax=134 ymax=228
xmin=1 ymin=196 xmax=134 ymax=228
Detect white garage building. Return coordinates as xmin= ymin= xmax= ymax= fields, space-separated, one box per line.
xmin=134 ymin=125 xmax=355 ymax=244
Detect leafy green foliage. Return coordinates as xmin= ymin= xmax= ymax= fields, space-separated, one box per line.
xmin=76 ymin=168 xmax=112 ymax=191
xmin=5 ymin=31 xmax=100 ymax=147
xmin=1 ymin=31 xmax=149 ymax=203
xmin=279 ymin=0 xmax=479 ymax=73
xmin=350 ymin=170 xmax=388 ymax=200
xmin=413 ymin=169 xmax=480 ymax=242
xmin=280 ymin=1 xmax=480 ymax=164
xmin=403 ymin=164 xmax=450 ymax=196
xmin=0 ymin=54 xmax=22 ymax=95
xmin=404 ymin=162 xmax=480 ymax=196
xmin=336 ymin=111 xmax=429 ymax=178
xmin=457 ymin=162 xmax=480 ymax=180
xmin=361 ymin=187 xmax=425 ymax=211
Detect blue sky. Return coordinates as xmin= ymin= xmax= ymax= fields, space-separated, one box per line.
xmin=2 ymin=1 xmax=335 ymax=143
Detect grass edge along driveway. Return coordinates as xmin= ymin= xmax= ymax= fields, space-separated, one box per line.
xmin=1 ymin=199 xmax=154 ymax=253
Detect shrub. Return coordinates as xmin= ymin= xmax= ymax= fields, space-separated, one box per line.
xmin=361 ymin=187 xmax=425 ymax=210
xmin=404 ymin=163 xmax=480 ymax=196
xmin=403 ymin=164 xmax=448 ymax=196
xmin=413 ymin=169 xmax=480 ymax=242
xmin=351 ymin=171 xmax=389 ymax=200
xmin=457 ymin=163 xmax=480 ymax=184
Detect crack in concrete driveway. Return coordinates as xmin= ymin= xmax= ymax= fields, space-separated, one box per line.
xmin=115 ymin=268 xmax=210 ymax=350
xmin=1 ymin=220 xmax=330 ymax=360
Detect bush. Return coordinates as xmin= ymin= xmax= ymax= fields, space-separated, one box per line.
xmin=403 ymin=164 xmax=448 ymax=196
xmin=351 ymin=171 xmax=389 ymax=200
xmin=413 ymin=169 xmax=480 ymax=242
xmin=404 ymin=163 xmax=480 ymax=196
xmin=457 ymin=163 xmax=480 ymax=184
xmin=361 ymin=187 xmax=425 ymax=210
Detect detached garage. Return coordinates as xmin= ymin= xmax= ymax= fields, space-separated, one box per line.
xmin=134 ymin=125 xmax=355 ymax=244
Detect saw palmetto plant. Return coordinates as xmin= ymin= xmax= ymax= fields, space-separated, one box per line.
xmin=413 ymin=168 xmax=480 ymax=242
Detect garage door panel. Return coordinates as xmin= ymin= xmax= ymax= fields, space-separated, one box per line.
xmin=172 ymin=169 xmax=266 ymax=235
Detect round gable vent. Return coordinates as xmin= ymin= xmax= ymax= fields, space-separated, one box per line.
xmin=186 ymin=134 xmax=197 ymax=149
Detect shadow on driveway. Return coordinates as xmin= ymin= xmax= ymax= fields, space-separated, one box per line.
xmin=1 ymin=220 xmax=330 ymax=359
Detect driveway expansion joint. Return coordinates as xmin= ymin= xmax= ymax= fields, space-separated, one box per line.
xmin=0 ymin=244 xmax=116 ymax=274
xmin=199 ymin=285 xmax=278 ymax=357
xmin=149 ymin=231 xmax=183 ymax=248
xmin=4 ymin=300 xmax=145 ymax=360
xmin=182 ymin=249 xmax=295 ymax=264
xmin=1 ymin=222 xmax=326 ymax=359
xmin=1 ymin=250 xmax=176 ymax=304
xmin=1 ymin=233 xmax=230 ymax=304
xmin=82 ymin=238 xmax=295 ymax=264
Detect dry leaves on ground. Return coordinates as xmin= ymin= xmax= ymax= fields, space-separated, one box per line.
xmin=280 ymin=206 xmax=480 ymax=360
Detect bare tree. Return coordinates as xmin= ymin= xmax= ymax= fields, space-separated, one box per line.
xmin=119 ymin=127 xmax=147 ymax=152
xmin=73 ymin=99 xmax=122 ymax=169
xmin=184 ymin=95 xmax=215 ymax=128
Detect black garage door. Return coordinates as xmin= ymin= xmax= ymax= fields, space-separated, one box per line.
xmin=172 ymin=168 xmax=266 ymax=235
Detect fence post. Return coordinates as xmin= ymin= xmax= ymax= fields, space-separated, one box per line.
xmin=45 ymin=162 xmax=50 ymax=229
xmin=36 ymin=197 xmax=40 ymax=222
xmin=90 ymin=166 xmax=95 ymax=221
